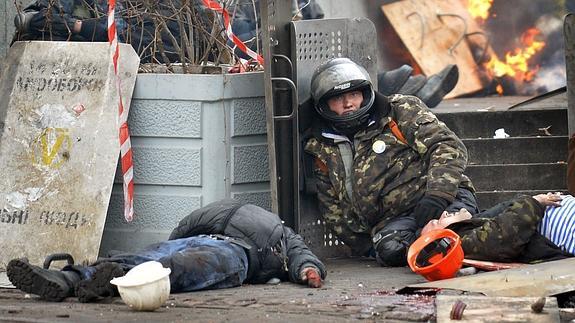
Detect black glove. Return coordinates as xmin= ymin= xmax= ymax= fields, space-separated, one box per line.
xmin=79 ymin=18 xmax=109 ymax=41
xmin=413 ymin=195 xmax=450 ymax=228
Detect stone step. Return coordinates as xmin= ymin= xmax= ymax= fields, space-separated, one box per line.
xmin=436 ymin=108 xmax=567 ymax=139
xmin=476 ymin=189 xmax=567 ymax=209
xmin=463 ymin=136 xmax=568 ymax=165
xmin=466 ymin=163 xmax=566 ymax=191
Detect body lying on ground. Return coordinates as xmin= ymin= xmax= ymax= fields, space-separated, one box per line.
xmin=7 ymin=199 xmax=326 ymax=302
xmin=421 ymin=193 xmax=575 ymax=263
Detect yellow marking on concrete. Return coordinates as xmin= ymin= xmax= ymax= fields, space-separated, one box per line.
xmin=31 ymin=128 xmax=72 ymax=168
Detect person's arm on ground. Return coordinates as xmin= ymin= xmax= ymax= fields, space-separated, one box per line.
xmin=283 ymin=227 xmax=326 ymax=288
xmin=299 ymin=266 xmax=322 ymax=288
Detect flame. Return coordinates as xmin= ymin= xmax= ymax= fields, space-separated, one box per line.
xmin=467 ymin=0 xmax=493 ymax=21
xmin=484 ymin=28 xmax=545 ymax=82
xmin=495 ymin=84 xmax=503 ymax=95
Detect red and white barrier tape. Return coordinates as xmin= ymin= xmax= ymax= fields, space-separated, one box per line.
xmin=201 ymin=0 xmax=264 ymax=65
xmin=108 ymin=0 xmax=135 ymax=222
xmin=106 ymin=0 xmax=259 ymax=222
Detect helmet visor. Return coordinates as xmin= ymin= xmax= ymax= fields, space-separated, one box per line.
xmin=415 ymin=237 xmax=454 ymax=267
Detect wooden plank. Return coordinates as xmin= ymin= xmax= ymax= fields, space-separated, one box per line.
xmin=382 ymin=0 xmax=491 ymax=98
xmin=462 ymin=259 xmax=525 ymax=271
xmin=436 ymin=295 xmax=559 ymax=322
xmin=405 ymin=258 xmax=575 ymax=297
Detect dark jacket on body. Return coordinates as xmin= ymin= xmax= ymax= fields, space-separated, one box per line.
xmin=169 ymin=199 xmax=327 ymax=284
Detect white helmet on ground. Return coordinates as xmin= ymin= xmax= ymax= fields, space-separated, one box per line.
xmin=110 ymin=261 xmax=171 ymax=311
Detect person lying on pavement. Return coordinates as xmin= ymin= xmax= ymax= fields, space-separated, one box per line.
xmin=7 ymin=199 xmax=326 ymax=302
xmin=419 ymin=192 xmax=575 ymax=263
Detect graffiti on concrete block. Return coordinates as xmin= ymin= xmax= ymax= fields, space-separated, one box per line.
xmin=16 ymin=61 xmax=105 ymax=93
xmin=39 ymin=210 xmax=91 ymax=229
xmin=16 ymin=77 xmax=106 ymax=93
xmin=30 ymin=128 xmax=72 ymax=168
xmin=0 ymin=209 xmax=29 ymax=225
xmin=0 ymin=209 xmax=93 ymax=229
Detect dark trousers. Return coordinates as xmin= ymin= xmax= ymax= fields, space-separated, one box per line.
xmin=445 ymin=187 xmax=480 ymax=214
xmin=92 ymin=236 xmax=249 ymax=292
xmin=374 ymin=187 xmax=478 ymax=266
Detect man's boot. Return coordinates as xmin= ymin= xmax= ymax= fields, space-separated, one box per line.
xmin=75 ymin=262 xmax=125 ymax=303
xmin=377 ymin=65 xmax=414 ymax=96
xmin=415 ymin=64 xmax=459 ymax=108
xmin=7 ymin=258 xmax=80 ymax=302
xmin=14 ymin=11 xmax=38 ymax=34
xmin=397 ymin=74 xmax=427 ymax=96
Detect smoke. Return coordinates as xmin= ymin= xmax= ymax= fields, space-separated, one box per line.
xmin=528 ymin=14 xmax=567 ymax=93
xmin=482 ymin=0 xmax=567 ymax=94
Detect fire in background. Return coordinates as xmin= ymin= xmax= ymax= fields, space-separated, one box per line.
xmin=466 ymin=0 xmax=568 ymax=95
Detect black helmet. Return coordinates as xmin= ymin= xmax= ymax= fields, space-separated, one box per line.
xmin=310 ymin=58 xmax=375 ymax=133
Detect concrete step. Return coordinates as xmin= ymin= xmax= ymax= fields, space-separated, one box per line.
xmin=476 ymin=189 xmax=566 ymax=209
xmin=466 ymin=163 xmax=566 ymax=191
xmin=464 ymin=136 xmax=568 ymax=165
xmin=436 ymin=108 xmax=567 ymax=139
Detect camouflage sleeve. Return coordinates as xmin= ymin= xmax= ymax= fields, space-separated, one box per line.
xmin=393 ymin=95 xmax=468 ymax=201
xmin=458 ymin=196 xmax=545 ymax=262
xmin=308 ymin=145 xmax=372 ymax=256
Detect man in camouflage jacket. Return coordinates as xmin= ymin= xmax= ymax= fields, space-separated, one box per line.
xmin=303 ymin=58 xmax=478 ymax=266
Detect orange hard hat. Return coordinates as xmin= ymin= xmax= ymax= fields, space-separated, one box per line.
xmin=407 ymin=229 xmax=464 ymax=281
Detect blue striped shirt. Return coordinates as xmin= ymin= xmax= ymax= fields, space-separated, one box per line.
xmin=538 ymin=195 xmax=575 ymax=255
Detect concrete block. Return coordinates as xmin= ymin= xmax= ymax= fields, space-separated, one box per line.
xmin=101 ymin=71 xmax=270 ymax=256
xmin=231 ymin=144 xmax=270 ymax=184
xmin=131 ymin=145 xmax=202 ymax=186
xmin=232 ymin=98 xmax=267 ymax=137
xmin=129 ymin=99 xmax=202 ymax=138
xmin=232 ymin=191 xmax=272 ymax=210
xmin=106 ymin=190 xmax=201 ymax=231
xmin=0 ymin=42 xmax=139 ymax=266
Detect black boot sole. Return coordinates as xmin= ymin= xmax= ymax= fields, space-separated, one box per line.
xmin=378 ymin=65 xmax=414 ymax=96
xmin=416 ymin=65 xmax=460 ymax=108
xmin=398 ymin=74 xmax=427 ymax=96
xmin=75 ymin=262 xmax=124 ymax=303
xmin=6 ymin=259 xmax=70 ymax=302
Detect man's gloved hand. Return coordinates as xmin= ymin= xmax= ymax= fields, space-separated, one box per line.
xmin=300 ymin=267 xmax=322 ymax=288
xmin=413 ymin=195 xmax=450 ymax=227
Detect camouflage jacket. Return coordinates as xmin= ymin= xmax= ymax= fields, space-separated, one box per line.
xmin=303 ymin=93 xmax=473 ymax=255
xmin=450 ymin=196 xmax=572 ymax=263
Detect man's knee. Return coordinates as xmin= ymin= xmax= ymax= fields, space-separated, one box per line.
xmin=372 ymin=217 xmax=418 ymax=267
xmin=374 ymin=230 xmax=417 ymax=266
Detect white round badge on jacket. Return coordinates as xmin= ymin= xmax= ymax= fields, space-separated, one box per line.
xmin=372 ymin=140 xmax=386 ymax=154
